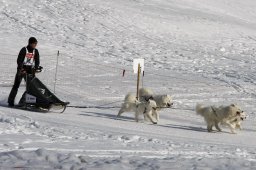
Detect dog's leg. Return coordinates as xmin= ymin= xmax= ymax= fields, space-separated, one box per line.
xmin=145 ymin=111 xmax=157 ymax=124
xmin=153 ymin=110 xmax=159 ymax=122
xmin=151 ymin=110 xmax=158 ymax=121
xmin=225 ymin=121 xmax=236 ymax=134
xmin=143 ymin=113 xmax=147 ymax=121
xmin=143 ymin=113 xmax=150 ymax=122
xmin=152 ymin=111 xmax=156 ymax=119
xmin=229 ymin=125 xmax=236 ymax=134
xmin=207 ymin=125 xmax=213 ymax=132
xmin=236 ymin=122 xmax=242 ymax=130
xmin=215 ymin=121 xmax=222 ymax=132
xmin=207 ymin=122 xmax=213 ymax=132
xmin=135 ymin=110 xmax=140 ymax=122
xmin=117 ymin=103 xmax=130 ymax=117
xmin=206 ymin=120 xmax=213 ymax=132
xmin=117 ymin=108 xmax=125 ymax=117
xmin=143 ymin=113 xmax=148 ymax=122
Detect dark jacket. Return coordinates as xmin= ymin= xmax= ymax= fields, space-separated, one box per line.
xmin=17 ymin=45 xmax=40 ymax=70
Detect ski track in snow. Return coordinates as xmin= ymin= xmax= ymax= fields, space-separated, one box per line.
xmin=0 ymin=0 xmax=256 ymax=169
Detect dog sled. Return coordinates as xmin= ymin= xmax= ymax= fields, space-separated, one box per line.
xmin=17 ymin=66 xmax=69 ymax=113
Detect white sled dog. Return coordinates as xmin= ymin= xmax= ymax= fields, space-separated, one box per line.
xmin=117 ymin=93 xmax=158 ymax=124
xmin=135 ymin=99 xmax=158 ymax=124
xmin=196 ymin=104 xmax=246 ymax=133
xmin=139 ymin=88 xmax=173 ymax=110
xmin=117 ymin=88 xmax=173 ymax=122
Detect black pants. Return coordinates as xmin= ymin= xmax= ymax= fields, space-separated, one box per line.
xmin=8 ymin=70 xmax=34 ymax=105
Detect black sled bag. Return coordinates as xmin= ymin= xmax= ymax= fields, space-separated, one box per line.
xmin=20 ymin=77 xmax=68 ymax=108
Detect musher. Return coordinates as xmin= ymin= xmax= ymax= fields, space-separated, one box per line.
xmin=8 ymin=37 xmax=40 ymax=107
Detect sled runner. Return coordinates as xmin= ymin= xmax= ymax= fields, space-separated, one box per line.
xmin=18 ymin=67 xmax=69 ymax=113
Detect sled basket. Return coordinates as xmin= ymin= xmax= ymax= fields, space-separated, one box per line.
xmin=19 ymin=77 xmax=69 ymax=113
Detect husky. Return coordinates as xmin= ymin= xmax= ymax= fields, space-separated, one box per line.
xmin=117 ymin=88 xmax=173 ymax=122
xmin=196 ymin=104 xmax=245 ymax=133
xmin=139 ymin=88 xmax=173 ymax=110
xmin=139 ymin=88 xmax=154 ymax=98
xmin=135 ymin=99 xmax=158 ymax=124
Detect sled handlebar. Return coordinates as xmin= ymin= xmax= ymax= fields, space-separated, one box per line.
xmin=35 ymin=66 xmax=43 ymax=73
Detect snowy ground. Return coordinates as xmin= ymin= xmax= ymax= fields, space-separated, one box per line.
xmin=0 ymin=0 xmax=256 ymax=169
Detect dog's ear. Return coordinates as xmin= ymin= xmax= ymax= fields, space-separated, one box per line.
xmin=231 ymin=104 xmax=236 ymax=107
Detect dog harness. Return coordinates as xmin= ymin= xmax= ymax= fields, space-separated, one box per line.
xmin=211 ymin=106 xmax=218 ymax=117
xmin=23 ymin=47 xmax=35 ymax=67
xmin=143 ymin=107 xmax=147 ymax=115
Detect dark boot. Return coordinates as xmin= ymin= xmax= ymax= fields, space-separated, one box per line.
xmin=18 ymin=91 xmax=26 ymax=106
xmin=8 ymin=88 xmax=18 ymax=107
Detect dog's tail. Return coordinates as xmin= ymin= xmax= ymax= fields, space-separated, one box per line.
xmin=139 ymin=88 xmax=154 ymax=98
xmin=195 ymin=104 xmax=204 ymax=116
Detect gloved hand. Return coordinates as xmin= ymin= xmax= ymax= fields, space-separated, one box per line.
xmin=19 ymin=68 xmax=26 ymax=75
xmin=35 ymin=66 xmax=43 ymax=73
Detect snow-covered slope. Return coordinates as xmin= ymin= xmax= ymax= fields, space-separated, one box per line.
xmin=0 ymin=0 xmax=256 ymax=169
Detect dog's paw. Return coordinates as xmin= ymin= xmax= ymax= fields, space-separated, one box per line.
xmin=152 ymin=122 xmax=157 ymax=124
xmin=207 ymin=129 xmax=213 ymax=132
